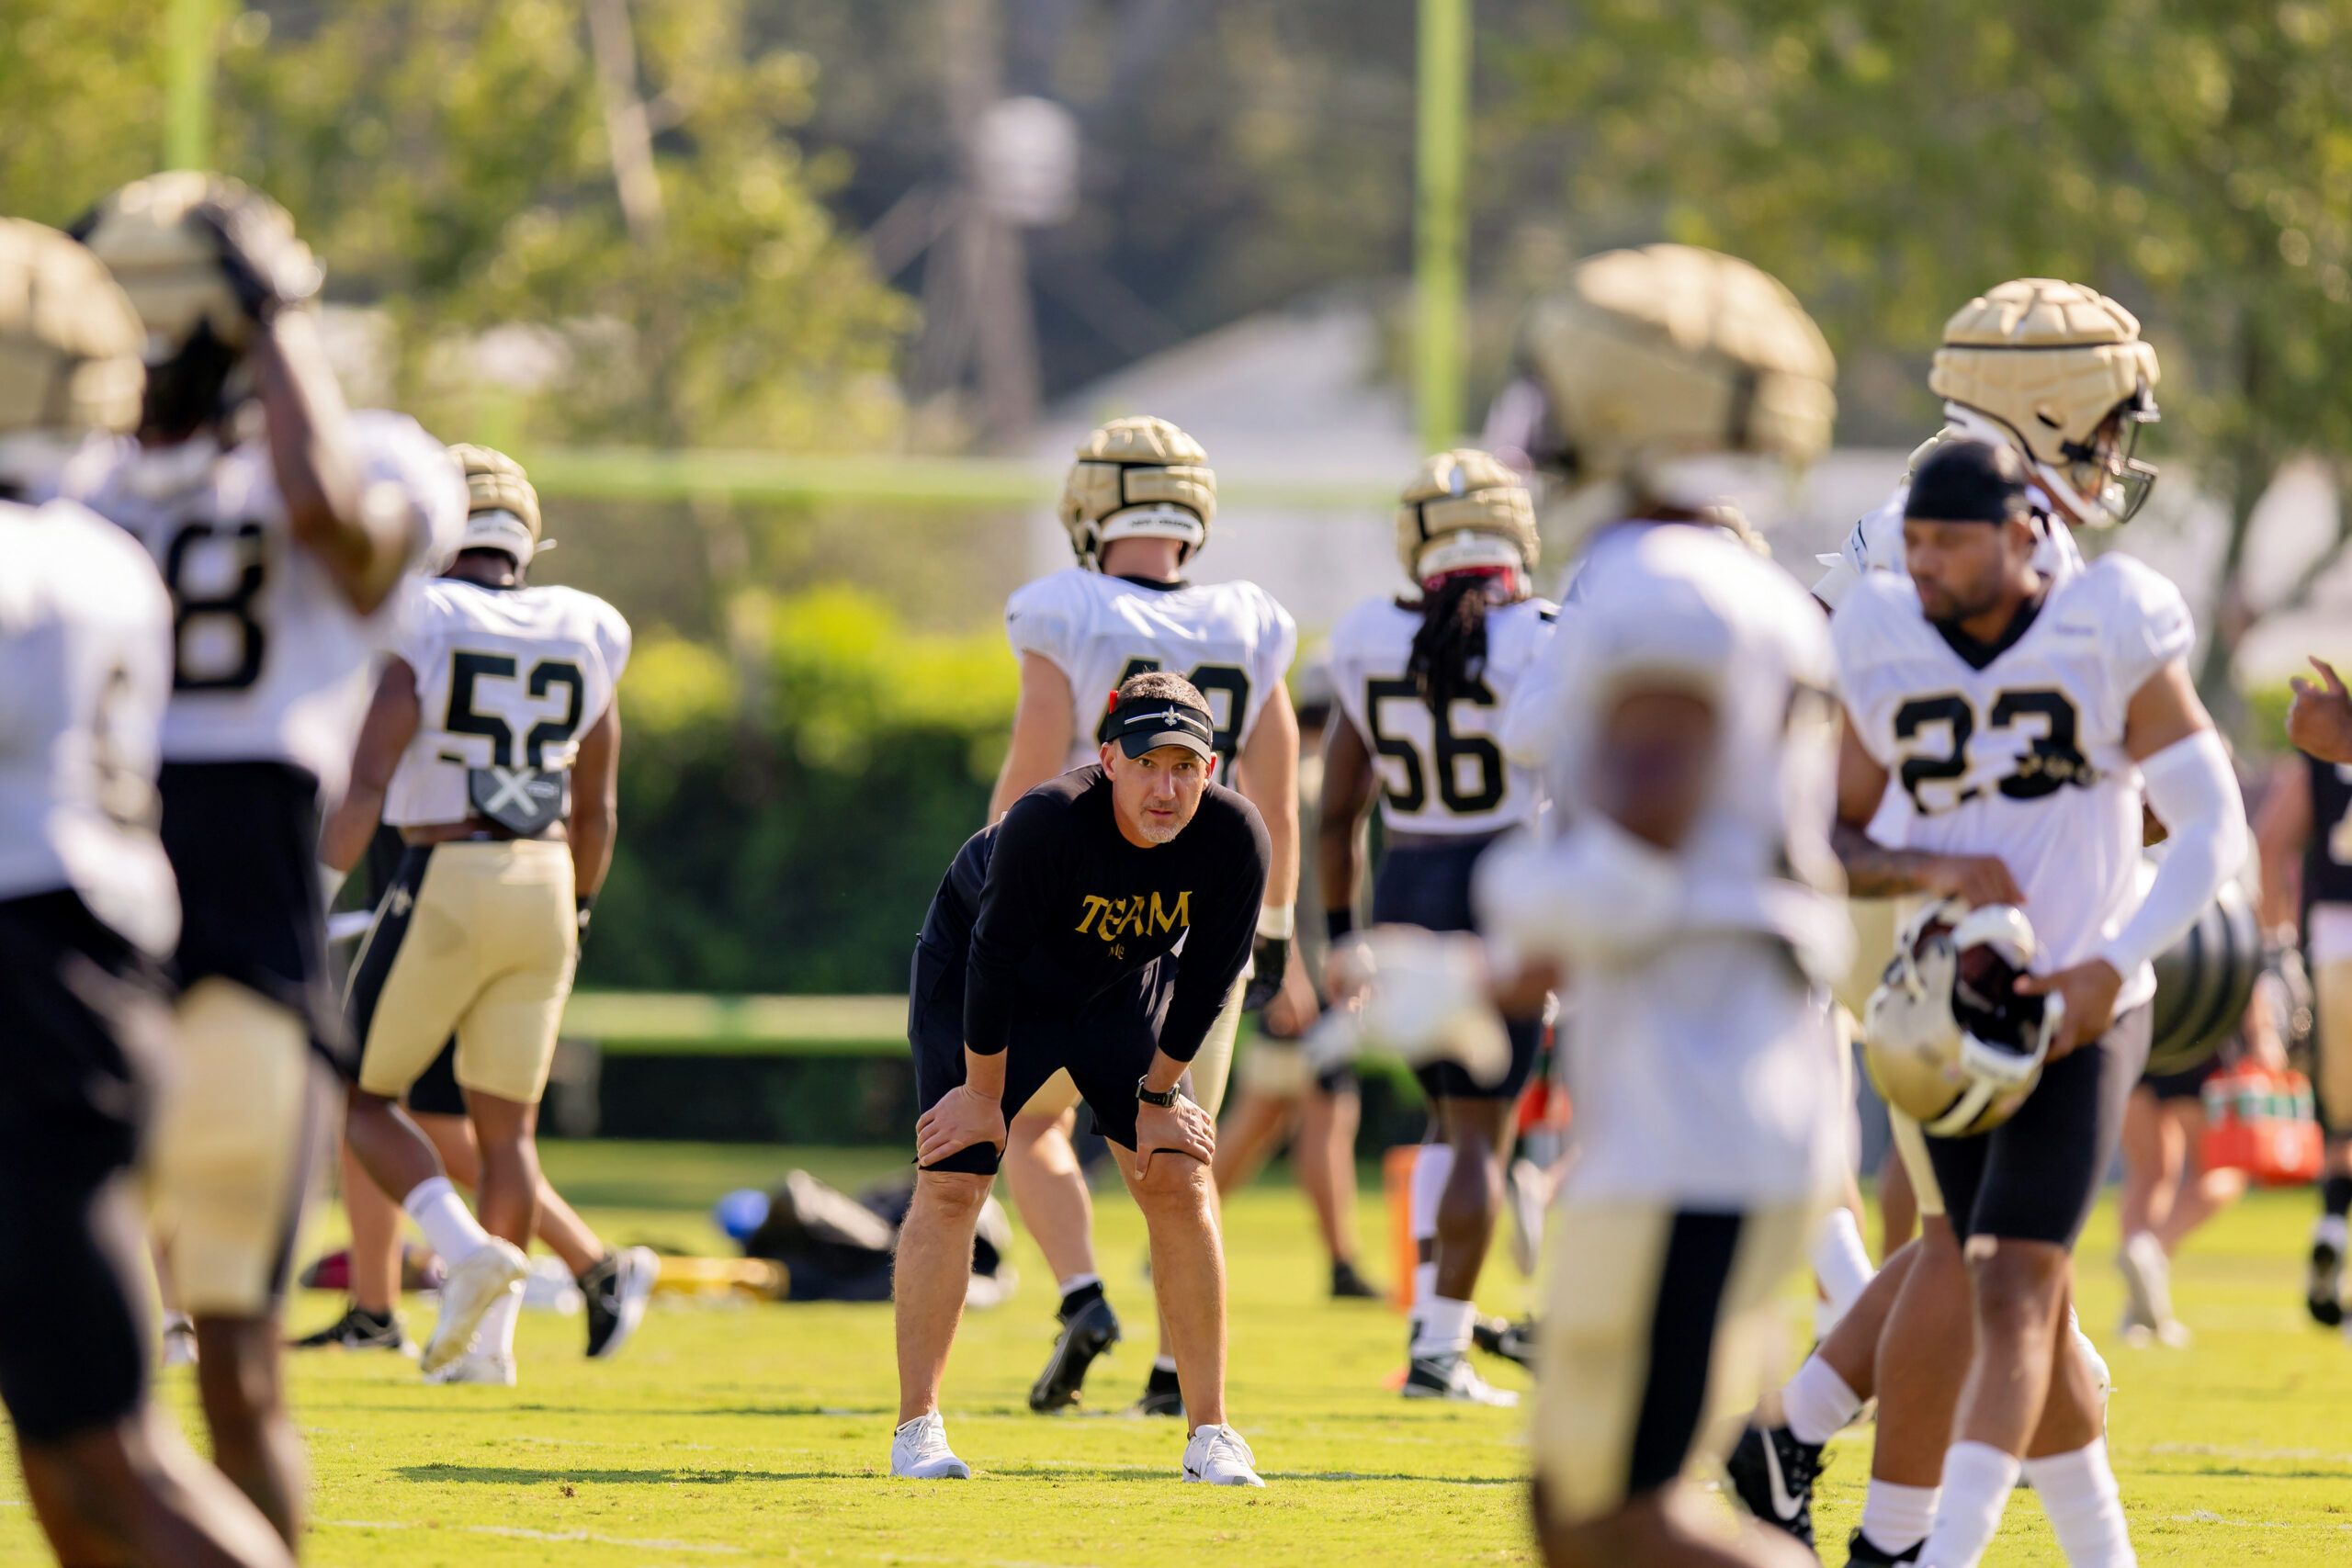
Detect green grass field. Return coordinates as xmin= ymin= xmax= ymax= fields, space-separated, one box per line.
xmin=6 ymin=1143 xmax=2350 ymax=1565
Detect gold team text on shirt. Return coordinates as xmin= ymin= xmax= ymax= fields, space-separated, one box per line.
xmin=1073 ymin=890 xmax=1192 ymax=942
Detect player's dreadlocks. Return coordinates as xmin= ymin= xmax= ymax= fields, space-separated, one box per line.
xmin=1406 ymin=573 xmax=1494 ymax=716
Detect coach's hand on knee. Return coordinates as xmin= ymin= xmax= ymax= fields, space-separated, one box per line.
xmin=1134 ymin=1096 xmax=1215 ymax=1179
xmin=917 ymin=1086 xmax=1006 ymax=1168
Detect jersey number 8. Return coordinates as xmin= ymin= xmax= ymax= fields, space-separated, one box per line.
xmin=161 ymin=521 xmax=268 ymax=692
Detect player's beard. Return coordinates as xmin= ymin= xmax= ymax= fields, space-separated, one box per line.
xmin=1135 ymin=818 xmax=1184 ymax=846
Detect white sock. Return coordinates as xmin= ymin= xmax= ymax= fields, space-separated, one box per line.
xmin=1780 ymin=1355 xmax=1861 ymax=1446
xmin=1153 ymin=1354 xmax=1177 ymax=1374
xmin=1057 ymin=1272 xmax=1102 ymax=1298
xmin=478 ymin=1285 xmax=522 ymax=1358
xmin=1408 ymin=1144 xmax=1453 ymax=1308
xmin=2317 ymin=1214 xmax=2347 ymax=1252
xmin=1811 ymin=1207 xmax=1874 ymax=1322
xmin=1920 ymin=1441 xmax=2021 ymax=1568
xmin=1859 ymin=1479 xmax=1940 ymax=1556
xmin=2022 ymin=1441 xmax=2134 ymax=1566
xmin=402 ymin=1176 xmax=492 ymax=1265
xmin=1411 ymin=1295 xmax=1476 ymax=1358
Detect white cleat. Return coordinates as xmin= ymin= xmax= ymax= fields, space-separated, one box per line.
xmin=1403 ymin=1350 xmax=1520 ymax=1406
xmin=890 ymin=1413 xmax=970 ymax=1479
xmin=424 ymin=1348 xmax=515 ymax=1386
xmin=2117 ymin=1232 xmax=2190 ymax=1348
xmin=161 ymin=1313 xmax=198 ymax=1368
xmin=1182 ymin=1422 xmax=1265 ymax=1486
xmin=420 ymin=1239 xmax=528 ymax=1375
xmin=2068 ymin=1303 xmax=2112 ymax=1401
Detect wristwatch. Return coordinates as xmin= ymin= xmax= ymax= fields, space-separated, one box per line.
xmin=1136 ymin=1077 xmax=1180 ymax=1108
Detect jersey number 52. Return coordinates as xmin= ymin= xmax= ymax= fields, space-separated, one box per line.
xmin=447 ymin=652 xmax=586 ymax=768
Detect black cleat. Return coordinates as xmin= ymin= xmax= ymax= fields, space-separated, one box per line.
xmin=1846 ymin=1529 xmax=1923 ymax=1564
xmin=581 ymin=1246 xmax=660 ymax=1359
xmin=2307 ymin=1237 xmax=2345 ymax=1328
xmin=1473 ymin=1314 xmax=1537 ymax=1371
xmin=1134 ymin=1362 xmax=1185 ymax=1418
xmin=1029 ymin=1289 xmax=1121 ymax=1412
xmin=1724 ymin=1422 xmax=1824 ymax=1547
xmin=1330 ymin=1259 xmax=1381 ymax=1300
xmin=290 ymin=1304 xmax=413 ymax=1356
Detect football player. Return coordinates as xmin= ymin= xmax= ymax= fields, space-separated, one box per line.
xmin=1458 ymin=242 xmax=1848 ymax=1568
xmin=1728 ymin=278 xmax=2163 ymax=1558
xmin=1831 ymin=437 xmax=2244 ymax=1568
xmin=68 ymin=173 xmax=467 ymax=1542
xmin=0 ymin=216 xmax=294 ymax=1568
xmin=990 ymin=416 xmax=1302 ymax=1418
xmin=318 ymin=445 xmax=633 ymax=1384
xmin=2251 ymin=744 xmax=2352 ymax=1328
xmin=1320 ymin=449 xmax=1555 ymax=1404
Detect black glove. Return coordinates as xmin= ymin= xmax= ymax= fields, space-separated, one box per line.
xmin=191 ymin=190 xmax=322 ymax=332
xmin=1242 ymin=933 xmax=1290 ymax=1011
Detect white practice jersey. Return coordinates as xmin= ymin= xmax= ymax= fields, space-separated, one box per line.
xmin=1531 ymin=524 xmax=1849 ymax=1206
xmin=0 ymin=499 xmax=178 ymax=956
xmin=1324 ymin=593 xmax=1557 ymax=836
xmin=383 ymin=579 xmax=631 ymax=827
xmin=1005 ymin=568 xmax=1297 ymax=773
xmin=1834 ymin=554 xmax=2194 ymax=1011
xmin=70 ymin=412 xmax=467 ymax=795
xmin=1812 ymin=479 xmax=2086 ymax=610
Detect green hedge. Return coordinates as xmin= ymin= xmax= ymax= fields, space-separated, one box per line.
xmin=584 ymin=586 xmax=1015 ymax=995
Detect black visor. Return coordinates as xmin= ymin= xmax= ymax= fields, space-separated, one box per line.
xmin=1099 ymin=694 xmax=1216 ymax=761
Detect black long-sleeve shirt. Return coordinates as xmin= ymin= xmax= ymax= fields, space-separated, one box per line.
xmin=922 ymin=766 xmax=1269 ymax=1063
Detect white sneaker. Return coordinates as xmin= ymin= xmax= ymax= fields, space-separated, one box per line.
xmin=890 ymin=1413 xmax=970 ymax=1479
xmin=1182 ymin=1422 xmax=1264 ymax=1486
xmin=421 ymin=1239 xmax=528 ymax=1374
xmin=424 ymin=1348 xmax=516 ymax=1386
xmin=2117 ymin=1231 xmax=2189 ymax=1348
xmin=161 ymin=1313 xmax=198 ymax=1368
xmin=1402 ymin=1350 xmax=1520 ymax=1406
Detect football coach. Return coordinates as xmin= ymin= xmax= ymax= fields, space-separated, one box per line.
xmin=889 ymin=671 xmax=1270 ymax=1487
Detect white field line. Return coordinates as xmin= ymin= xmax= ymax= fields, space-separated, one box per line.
xmin=2148 ymin=1441 xmax=2352 ymax=1466
xmin=323 ymin=1518 xmax=742 ymax=1554
xmin=2165 ymin=1510 xmax=2352 ymax=1532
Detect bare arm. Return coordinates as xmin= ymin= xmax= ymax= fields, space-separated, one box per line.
xmin=2254 ymin=756 xmax=2312 ymax=932
xmin=1830 ymin=705 xmax=2025 ymax=905
xmin=320 ymin=659 xmax=419 ymax=874
xmin=1317 ymin=711 xmax=1378 ymax=936
xmin=2120 ymin=655 xmax=2214 ymax=761
xmin=1236 ymin=681 xmax=1301 ymax=913
xmin=569 ymin=697 xmax=622 ymax=899
xmin=988 ymin=652 xmax=1076 ymax=820
xmin=254 ymin=313 xmax=411 ymax=616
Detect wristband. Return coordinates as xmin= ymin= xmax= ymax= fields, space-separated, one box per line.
xmin=1326 ymin=907 xmax=1355 ymax=942
xmin=575 ymin=894 xmax=596 ymax=935
xmin=1257 ymin=903 xmax=1296 ymax=941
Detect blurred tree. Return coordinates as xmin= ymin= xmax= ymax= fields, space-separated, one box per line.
xmin=1510 ymin=2 xmax=2352 ymax=715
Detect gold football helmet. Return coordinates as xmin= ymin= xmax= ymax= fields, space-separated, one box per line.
xmin=1863 ymin=901 xmax=2064 ymax=1137
xmin=448 ymin=443 xmax=547 ymax=563
xmin=1057 ymin=415 xmax=1216 ymax=570
xmin=1928 ymin=277 xmax=2160 ymax=528
xmin=1395 ymin=448 xmax=1540 ymax=586
xmin=0 ymin=217 xmax=145 ymax=445
xmin=1515 ymin=243 xmax=1837 ymax=494
xmin=72 ymin=171 xmax=319 ymax=359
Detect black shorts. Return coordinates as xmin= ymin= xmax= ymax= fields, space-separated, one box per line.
xmin=158 ymin=760 xmax=348 ymax=1076
xmin=2143 ymin=1048 xmax=2223 ymax=1104
xmin=1371 ymin=833 xmax=1543 ymax=1101
xmin=408 ymin=1040 xmax=466 ymax=1117
xmin=0 ymin=892 xmax=171 ymax=1443
xmin=1927 ymin=1005 xmax=2153 ymax=1248
xmin=907 ymin=936 xmax=1173 ymax=1175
